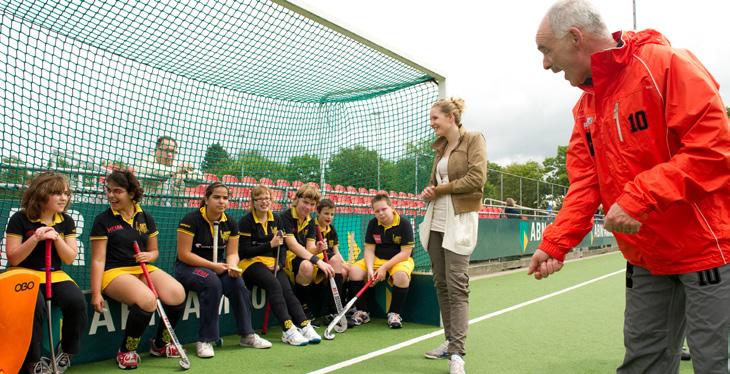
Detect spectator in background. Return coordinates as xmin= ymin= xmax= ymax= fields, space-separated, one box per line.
xmin=135 ymin=136 xmax=201 ymax=206
xmin=503 ymin=198 xmax=521 ymax=219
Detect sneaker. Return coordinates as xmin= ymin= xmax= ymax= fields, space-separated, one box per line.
xmin=116 ymin=350 xmax=140 ymax=370
xmin=27 ymin=360 xmax=52 ymax=374
xmin=240 ymin=333 xmax=272 ymax=349
xmin=149 ymin=339 xmax=181 ymax=358
xmin=281 ymin=326 xmax=309 ymax=346
xmin=387 ymin=312 xmax=403 ymax=329
xmin=54 ymin=343 xmax=73 ymax=373
xmin=449 ymin=354 xmax=466 ymax=374
xmin=425 ymin=340 xmax=450 ymax=359
xmin=195 ymin=341 xmax=215 ymax=358
xmin=300 ymin=323 xmax=321 ymax=344
xmin=351 ymin=310 xmax=370 ymax=325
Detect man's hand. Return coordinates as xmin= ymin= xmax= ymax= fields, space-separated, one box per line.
xmin=604 ymin=203 xmax=641 ymax=234
xmin=527 ymin=249 xmax=563 ymax=280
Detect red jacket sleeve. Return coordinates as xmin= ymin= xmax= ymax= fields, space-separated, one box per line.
xmin=617 ymin=50 xmax=730 ymax=219
xmin=539 ymin=106 xmax=602 ymax=261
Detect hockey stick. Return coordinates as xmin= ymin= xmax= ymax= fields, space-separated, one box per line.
xmin=323 ymin=278 xmax=374 ymax=340
xmin=315 ymin=226 xmax=347 ymax=334
xmin=261 ymin=229 xmax=283 ymax=335
xmin=132 ymin=241 xmax=190 ymax=370
xmin=44 ymin=240 xmax=59 ymax=374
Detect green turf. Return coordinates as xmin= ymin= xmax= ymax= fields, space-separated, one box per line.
xmin=74 ymin=252 xmax=695 ymax=373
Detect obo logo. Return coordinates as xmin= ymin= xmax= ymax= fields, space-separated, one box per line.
xmin=14 ymin=281 xmax=35 ymax=292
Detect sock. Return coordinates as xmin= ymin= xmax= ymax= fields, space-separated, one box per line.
xmin=121 ymin=304 xmax=153 ymax=352
xmin=389 ymin=286 xmax=409 ymax=315
xmin=154 ymin=302 xmax=185 ymax=346
xmin=348 ymin=280 xmax=367 ymax=311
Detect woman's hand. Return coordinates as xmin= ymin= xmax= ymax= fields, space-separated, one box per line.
xmin=421 ymin=186 xmax=436 ymax=202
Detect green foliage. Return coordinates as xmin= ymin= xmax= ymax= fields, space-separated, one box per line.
xmin=201 ymin=143 xmax=231 ymax=174
xmin=286 ymin=154 xmax=321 ymax=183
xmin=542 ymin=145 xmax=568 ymax=187
xmin=327 ymin=145 xmax=380 ymax=189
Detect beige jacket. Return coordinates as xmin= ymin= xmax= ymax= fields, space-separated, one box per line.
xmin=429 ymin=127 xmax=487 ymax=214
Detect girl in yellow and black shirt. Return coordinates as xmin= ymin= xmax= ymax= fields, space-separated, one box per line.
xmin=89 ymin=170 xmax=185 ymax=370
xmin=4 ymin=172 xmax=87 ymax=373
xmin=238 ymin=185 xmax=315 ymax=346
xmin=175 ymin=182 xmax=270 ymax=358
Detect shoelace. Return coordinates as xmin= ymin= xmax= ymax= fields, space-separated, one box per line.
xmin=120 ymin=351 xmax=138 ymax=364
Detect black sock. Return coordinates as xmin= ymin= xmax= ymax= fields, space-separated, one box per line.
xmin=122 ymin=304 xmax=153 ymax=352
xmin=295 ymin=283 xmax=312 ymax=314
xmin=389 ymin=286 xmax=409 ymax=315
xmin=348 ymin=280 xmax=367 ymax=311
xmin=155 ymin=302 xmax=185 ymax=346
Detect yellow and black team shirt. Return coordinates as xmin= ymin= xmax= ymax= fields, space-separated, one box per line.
xmin=280 ymin=207 xmax=316 ymax=250
xmin=5 ymin=211 xmax=76 ymax=271
xmin=177 ymin=207 xmax=239 ymax=263
xmin=314 ymin=220 xmax=339 ymax=259
xmin=90 ymin=204 xmax=159 ymax=271
xmin=238 ymin=209 xmax=284 ymax=265
xmin=365 ymin=212 xmax=414 ymax=260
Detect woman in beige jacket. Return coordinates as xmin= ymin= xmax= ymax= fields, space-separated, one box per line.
xmin=420 ymin=98 xmax=487 ymax=374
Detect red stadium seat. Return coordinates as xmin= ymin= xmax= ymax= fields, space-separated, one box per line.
xmin=399 ymin=191 xmax=408 ymax=197
xmin=203 ymin=173 xmax=218 ymax=182
xmin=346 ymin=185 xmax=357 ymax=193
xmin=195 ymin=184 xmax=207 ymax=196
xmin=187 ymin=199 xmax=200 ymax=208
xmin=276 ymin=179 xmax=290 ymax=187
xmin=292 ymin=180 xmax=304 ymax=188
xmin=259 ymin=177 xmax=274 ymax=186
xmin=309 ymin=182 xmax=320 ymax=190
xmin=334 ymin=185 xmax=346 ymax=192
xmin=368 ymin=188 xmax=377 ymax=195
xmin=222 ymin=174 xmax=238 ymax=184
xmin=323 ymin=183 xmax=333 ymax=191
xmin=241 ymin=176 xmax=257 ymax=185
xmin=358 ymin=187 xmax=369 ymax=194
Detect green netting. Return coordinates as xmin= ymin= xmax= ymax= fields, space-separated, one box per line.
xmin=0 ymin=0 xmax=440 ymax=290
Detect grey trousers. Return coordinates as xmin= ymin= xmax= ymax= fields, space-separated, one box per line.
xmin=427 ymin=231 xmax=471 ymax=356
xmin=617 ymin=263 xmax=730 ymax=374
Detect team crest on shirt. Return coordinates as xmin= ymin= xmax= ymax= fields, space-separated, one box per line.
xmin=328 ymin=239 xmax=335 ymax=248
xmin=373 ymin=234 xmax=382 ymax=244
xmin=393 ymin=235 xmax=402 ymax=244
xmin=221 ymin=231 xmax=230 ymax=241
xmin=135 ymin=223 xmax=148 ymax=234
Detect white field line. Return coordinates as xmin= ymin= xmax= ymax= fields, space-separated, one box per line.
xmin=309 ymin=268 xmax=624 ymax=374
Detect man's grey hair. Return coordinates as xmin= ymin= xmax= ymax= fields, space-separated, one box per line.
xmin=546 ymin=0 xmax=611 ymax=38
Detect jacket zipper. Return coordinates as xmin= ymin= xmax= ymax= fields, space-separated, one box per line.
xmin=613 ymin=102 xmax=624 ymax=142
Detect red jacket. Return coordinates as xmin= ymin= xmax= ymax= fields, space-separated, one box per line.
xmin=539 ymin=30 xmax=730 ymax=275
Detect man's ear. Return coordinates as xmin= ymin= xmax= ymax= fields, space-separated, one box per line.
xmin=567 ymin=26 xmax=583 ymax=47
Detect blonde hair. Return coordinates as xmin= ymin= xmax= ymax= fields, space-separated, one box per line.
xmin=293 ymin=184 xmax=321 ymax=204
xmin=21 ymin=172 xmax=71 ymax=220
xmin=250 ymin=184 xmax=272 ymax=210
xmin=432 ymin=97 xmax=466 ymax=127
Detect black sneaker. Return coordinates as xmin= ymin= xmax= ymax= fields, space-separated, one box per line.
xmin=680 ymin=346 xmax=691 ymax=361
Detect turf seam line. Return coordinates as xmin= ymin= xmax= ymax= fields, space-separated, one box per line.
xmin=308 ymin=268 xmax=624 ymax=374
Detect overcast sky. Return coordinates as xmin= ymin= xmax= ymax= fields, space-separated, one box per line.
xmin=291 ymin=0 xmax=730 ymax=166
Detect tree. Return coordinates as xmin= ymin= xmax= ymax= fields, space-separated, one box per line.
xmin=327 ymin=146 xmax=379 ymax=189
xmin=287 ymin=154 xmax=320 ymax=183
xmin=201 ymin=143 xmax=231 ymax=175
xmin=236 ymin=150 xmax=286 ymax=181
xmin=500 ymin=161 xmax=545 ymax=208
xmin=542 ymin=145 xmax=568 ymax=187
xmin=386 ymin=136 xmax=435 ymax=194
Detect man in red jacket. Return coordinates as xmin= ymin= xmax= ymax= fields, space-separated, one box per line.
xmin=530 ymin=0 xmax=730 ymax=372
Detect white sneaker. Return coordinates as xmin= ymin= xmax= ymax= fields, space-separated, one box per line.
xmin=240 ymin=333 xmax=272 ymax=349
xmin=425 ymin=339 xmax=450 ymax=359
xmin=196 ymin=341 xmax=215 ymax=358
xmin=300 ymin=323 xmax=322 ymax=344
xmin=449 ymin=354 xmax=466 ymax=374
xmin=281 ymin=326 xmax=309 ymax=346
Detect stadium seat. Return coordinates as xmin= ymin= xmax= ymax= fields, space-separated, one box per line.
xmin=309 ymin=182 xmax=319 ymax=190
xmin=222 ymin=174 xmax=238 ymax=184
xmin=195 ymin=184 xmax=207 ymax=196
xmin=292 ymin=180 xmax=304 ymax=188
xmin=276 ymin=179 xmax=290 ymax=187
xmin=203 ymin=173 xmax=218 ymax=182
xmin=346 ymin=185 xmax=357 ymax=193
xmin=334 ymin=185 xmax=345 ymax=192
xmin=259 ymin=177 xmax=273 ymax=186
xmin=399 ymin=191 xmax=408 ymax=197
xmin=241 ymin=176 xmax=257 ymax=185
xmin=368 ymin=188 xmax=377 ymax=195
xmin=358 ymin=187 xmax=368 ymax=194
xmin=323 ymin=183 xmax=333 ymax=191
